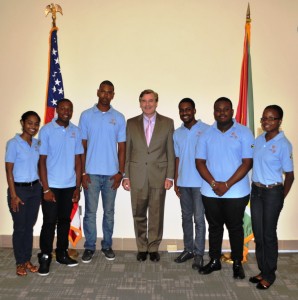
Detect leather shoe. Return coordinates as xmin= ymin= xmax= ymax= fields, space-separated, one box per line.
xmin=149 ymin=252 xmax=160 ymax=262
xmin=137 ymin=252 xmax=147 ymax=262
xmin=249 ymin=274 xmax=262 ymax=284
xmin=233 ymin=260 xmax=245 ymax=279
xmin=199 ymin=258 xmax=221 ymax=275
xmin=256 ymin=279 xmax=271 ymax=290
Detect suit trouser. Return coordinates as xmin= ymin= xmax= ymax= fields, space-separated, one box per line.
xmin=131 ymin=181 xmax=166 ymax=252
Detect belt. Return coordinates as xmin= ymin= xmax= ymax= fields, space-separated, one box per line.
xmin=253 ymin=182 xmax=282 ymax=189
xmin=14 ymin=179 xmax=39 ymax=187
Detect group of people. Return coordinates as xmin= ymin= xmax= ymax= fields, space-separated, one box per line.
xmin=5 ymin=80 xmax=294 ymax=291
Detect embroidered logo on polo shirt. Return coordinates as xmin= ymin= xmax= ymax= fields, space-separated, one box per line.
xmin=70 ymin=132 xmax=76 ymax=138
xmin=196 ymin=130 xmax=203 ymax=136
xmin=109 ymin=118 xmax=116 ymax=125
xmin=230 ymin=132 xmax=238 ymax=139
xmin=269 ymin=145 xmax=276 ymax=153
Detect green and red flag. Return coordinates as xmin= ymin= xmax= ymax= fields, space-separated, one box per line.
xmin=235 ymin=3 xmax=255 ymax=262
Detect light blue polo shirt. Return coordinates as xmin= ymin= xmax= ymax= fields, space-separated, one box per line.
xmin=196 ymin=119 xmax=254 ymax=198
xmin=39 ymin=119 xmax=84 ymax=188
xmin=174 ymin=120 xmax=209 ymax=187
xmin=252 ymin=131 xmax=293 ymax=185
xmin=5 ymin=134 xmax=40 ymax=182
xmin=79 ymin=104 xmax=126 ymax=175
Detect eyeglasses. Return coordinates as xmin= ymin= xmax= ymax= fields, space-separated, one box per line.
xmin=260 ymin=117 xmax=280 ymax=122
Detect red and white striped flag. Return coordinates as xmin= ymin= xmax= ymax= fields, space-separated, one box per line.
xmin=44 ymin=26 xmax=82 ymax=247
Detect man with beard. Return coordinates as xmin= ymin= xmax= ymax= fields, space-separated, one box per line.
xmin=173 ymin=98 xmax=209 ymax=270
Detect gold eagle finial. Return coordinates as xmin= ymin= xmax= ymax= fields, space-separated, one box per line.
xmin=45 ymin=3 xmax=63 ymax=27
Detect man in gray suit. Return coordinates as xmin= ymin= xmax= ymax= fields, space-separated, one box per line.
xmin=122 ymin=89 xmax=175 ymax=262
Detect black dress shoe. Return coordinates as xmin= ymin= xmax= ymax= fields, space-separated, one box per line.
xmin=256 ymin=279 xmax=271 ymax=290
xmin=199 ymin=258 xmax=221 ymax=275
xmin=233 ymin=260 xmax=245 ymax=279
xmin=137 ymin=252 xmax=148 ymax=261
xmin=249 ymin=274 xmax=262 ymax=284
xmin=149 ymin=252 xmax=160 ymax=262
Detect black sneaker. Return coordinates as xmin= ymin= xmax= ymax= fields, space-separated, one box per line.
xmin=101 ymin=248 xmax=115 ymax=261
xmin=192 ymin=255 xmax=204 ymax=270
xmin=38 ymin=253 xmax=51 ymax=276
xmin=56 ymin=250 xmax=79 ymax=267
xmin=82 ymin=249 xmax=95 ymax=263
xmin=174 ymin=250 xmax=194 ymax=263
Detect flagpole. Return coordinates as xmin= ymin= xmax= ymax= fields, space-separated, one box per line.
xmin=43 ymin=4 xmax=80 ymax=259
xmin=222 ymin=3 xmax=255 ymax=264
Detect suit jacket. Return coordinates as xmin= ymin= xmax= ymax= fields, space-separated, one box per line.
xmin=125 ymin=112 xmax=175 ymax=189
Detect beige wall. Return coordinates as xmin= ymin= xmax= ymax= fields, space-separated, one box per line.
xmin=1 ymin=0 xmax=297 ymax=243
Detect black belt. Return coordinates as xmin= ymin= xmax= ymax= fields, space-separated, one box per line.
xmin=253 ymin=182 xmax=282 ymax=189
xmin=14 ymin=179 xmax=39 ymax=187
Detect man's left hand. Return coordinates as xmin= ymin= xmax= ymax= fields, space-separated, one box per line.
xmin=164 ymin=179 xmax=173 ymax=190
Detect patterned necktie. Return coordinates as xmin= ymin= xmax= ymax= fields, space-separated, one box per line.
xmin=145 ymin=118 xmax=152 ymax=146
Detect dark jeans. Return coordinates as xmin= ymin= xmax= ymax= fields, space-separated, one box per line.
xmin=250 ymin=184 xmax=284 ymax=284
xmin=7 ymin=183 xmax=42 ymax=264
xmin=39 ymin=187 xmax=75 ymax=255
xmin=202 ymin=195 xmax=249 ymax=261
xmin=180 ymin=187 xmax=206 ymax=256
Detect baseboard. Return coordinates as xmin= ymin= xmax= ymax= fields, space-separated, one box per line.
xmin=1 ymin=235 xmax=298 ymax=251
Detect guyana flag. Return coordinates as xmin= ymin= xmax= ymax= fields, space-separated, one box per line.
xmin=235 ymin=4 xmax=255 ymax=262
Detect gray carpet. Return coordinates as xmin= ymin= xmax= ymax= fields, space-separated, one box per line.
xmin=0 ymin=248 xmax=297 ymax=300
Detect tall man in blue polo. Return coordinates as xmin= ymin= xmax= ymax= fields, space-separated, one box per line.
xmin=173 ymin=98 xmax=209 ymax=270
xmin=38 ymin=99 xmax=83 ymax=276
xmin=79 ymin=80 xmax=126 ymax=262
xmin=196 ymin=97 xmax=254 ymax=279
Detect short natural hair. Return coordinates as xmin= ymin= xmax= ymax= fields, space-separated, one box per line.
xmin=264 ymin=105 xmax=283 ymax=119
xmin=57 ymin=98 xmax=72 ymax=108
xmin=99 ymin=80 xmax=114 ymax=90
xmin=179 ymin=98 xmax=195 ymax=109
xmin=139 ymin=89 xmax=158 ymax=102
xmin=214 ymin=97 xmax=233 ymax=109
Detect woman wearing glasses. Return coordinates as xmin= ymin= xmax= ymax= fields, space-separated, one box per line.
xmin=249 ymin=105 xmax=294 ymax=289
xmin=5 ymin=111 xmax=42 ymax=276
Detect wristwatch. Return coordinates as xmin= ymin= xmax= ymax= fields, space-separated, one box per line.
xmin=118 ymin=171 xmax=125 ymax=177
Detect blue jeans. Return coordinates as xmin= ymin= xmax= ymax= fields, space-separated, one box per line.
xmin=7 ymin=183 xmax=41 ymax=264
xmin=83 ymin=175 xmax=117 ymax=250
xmin=202 ymin=195 xmax=249 ymax=261
xmin=251 ymin=184 xmax=284 ymax=284
xmin=179 ymin=187 xmax=206 ymax=256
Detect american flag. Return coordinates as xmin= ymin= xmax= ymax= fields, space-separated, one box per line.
xmin=44 ymin=26 xmax=82 ymax=247
xmin=44 ymin=27 xmax=64 ymax=124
